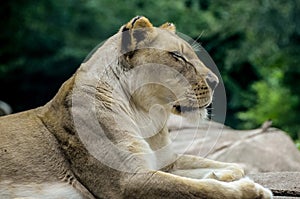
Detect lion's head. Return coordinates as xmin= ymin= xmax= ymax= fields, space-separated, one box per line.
xmin=70 ymin=16 xmax=221 ymax=170
xmin=117 ymin=16 xmax=218 ymax=119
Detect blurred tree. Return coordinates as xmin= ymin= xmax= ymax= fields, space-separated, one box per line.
xmin=229 ymin=0 xmax=300 ymax=139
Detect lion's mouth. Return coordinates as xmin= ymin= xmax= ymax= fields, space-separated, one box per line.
xmin=172 ymin=95 xmax=212 ymax=114
xmin=173 ymin=105 xmax=200 ymax=113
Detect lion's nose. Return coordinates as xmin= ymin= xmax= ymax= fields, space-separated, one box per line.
xmin=206 ymin=71 xmax=219 ymax=90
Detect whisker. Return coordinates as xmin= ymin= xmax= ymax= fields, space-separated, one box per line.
xmin=172 ymin=97 xmax=188 ymax=104
xmin=192 ymin=44 xmax=200 ymax=52
xmin=191 ymin=31 xmax=205 ymax=47
xmin=167 ymin=98 xmax=186 ymax=106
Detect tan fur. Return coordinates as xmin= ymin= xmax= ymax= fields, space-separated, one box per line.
xmin=0 ymin=16 xmax=272 ymax=198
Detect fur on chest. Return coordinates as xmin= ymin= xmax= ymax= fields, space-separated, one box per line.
xmin=0 ymin=181 xmax=82 ymax=199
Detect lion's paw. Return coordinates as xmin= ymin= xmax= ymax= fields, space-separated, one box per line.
xmin=254 ymin=182 xmax=273 ymax=199
xmin=232 ymin=178 xmax=273 ymax=199
xmin=204 ymin=164 xmax=245 ymax=182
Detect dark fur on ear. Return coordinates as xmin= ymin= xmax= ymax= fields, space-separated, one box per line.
xmin=160 ymin=22 xmax=176 ymax=33
xmin=120 ymin=16 xmax=154 ymax=54
xmin=120 ymin=25 xmax=131 ymax=54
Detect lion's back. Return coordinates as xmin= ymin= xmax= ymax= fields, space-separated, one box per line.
xmin=0 ymin=109 xmax=68 ymax=183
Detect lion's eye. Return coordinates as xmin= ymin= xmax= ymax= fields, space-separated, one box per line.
xmin=169 ymin=51 xmax=186 ymax=62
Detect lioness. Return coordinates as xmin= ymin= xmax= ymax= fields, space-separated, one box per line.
xmin=0 ymin=16 xmax=272 ymax=199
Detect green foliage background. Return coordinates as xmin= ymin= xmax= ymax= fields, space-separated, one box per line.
xmin=1 ymin=0 xmax=299 ymax=140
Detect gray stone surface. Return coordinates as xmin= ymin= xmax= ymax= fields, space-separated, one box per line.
xmin=249 ymin=172 xmax=300 ymax=197
xmin=168 ymin=115 xmax=300 ymax=174
xmin=0 ymin=100 xmax=12 ymax=116
xmin=168 ymin=115 xmax=300 ymax=198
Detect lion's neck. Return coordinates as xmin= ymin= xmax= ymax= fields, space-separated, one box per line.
xmin=38 ymin=75 xmax=125 ymax=198
xmin=38 ymin=75 xmax=76 ymax=138
xmin=37 ymin=75 xmax=88 ymax=166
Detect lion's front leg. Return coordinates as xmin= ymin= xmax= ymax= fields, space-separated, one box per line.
xmin=122 ymin=170 xmax=272 ymax=199
xmin=169 ymin=154 xmax=245 ymax=182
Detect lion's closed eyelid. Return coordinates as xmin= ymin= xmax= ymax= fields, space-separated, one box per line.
xmin=169 ymin=51 xmax=181 ymax=56
xmin=169 ymin=51 xmax=187 ymax=62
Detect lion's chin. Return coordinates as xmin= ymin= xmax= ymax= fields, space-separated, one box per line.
xmin=171 ymin=105 xmax=208 ymax=121
xmin=172 ymin=105 xmax=198 ymax=113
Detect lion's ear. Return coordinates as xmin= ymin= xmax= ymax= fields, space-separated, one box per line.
xmin=122 ymin=16 xmax=153 ymax=30
xmin=120 ymin=16 xmax=156 ymax=54
xmin=160 ymin=22 xmax=176 ymax=33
